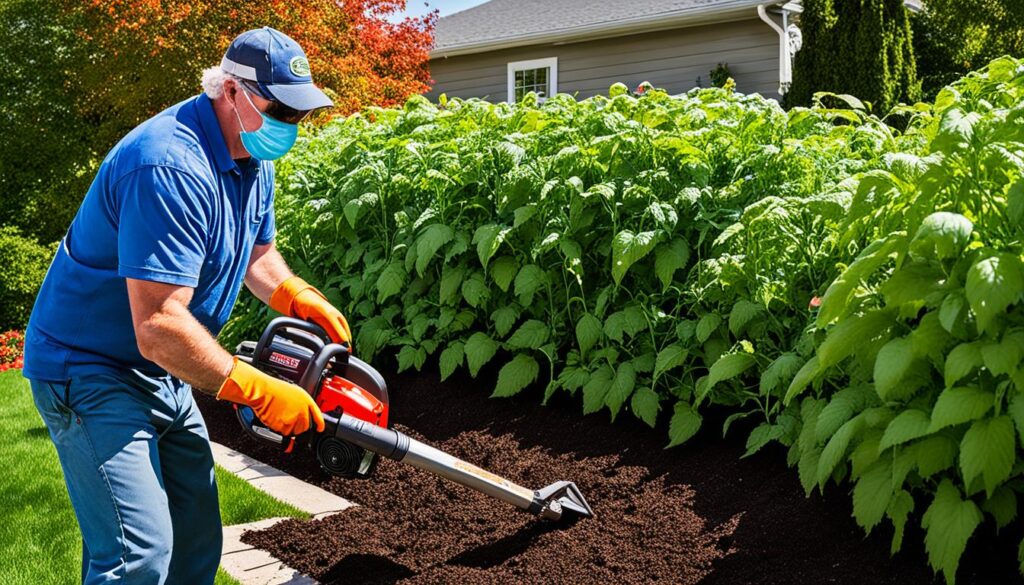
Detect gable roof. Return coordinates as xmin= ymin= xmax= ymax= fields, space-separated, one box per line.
xmin=431 ymin=0 xmax=779 ymax=58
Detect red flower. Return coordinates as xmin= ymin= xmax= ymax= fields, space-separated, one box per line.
xmin=809 ymin=296 xmax=822 ymax=309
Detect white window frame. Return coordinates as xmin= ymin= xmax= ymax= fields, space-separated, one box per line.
xmin=507 ymin=57 xmax=558 ymax=103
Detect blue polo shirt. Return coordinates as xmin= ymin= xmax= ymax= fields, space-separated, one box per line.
xmin=24 ymin=94 xmax=276 ymax=383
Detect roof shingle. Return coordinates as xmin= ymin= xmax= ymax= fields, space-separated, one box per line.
xmin=433 ymin=0 xmax=771 ymax=54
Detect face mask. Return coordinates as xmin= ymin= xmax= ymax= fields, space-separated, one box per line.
xmin=233 ymin=88 xmax=298 ymax=161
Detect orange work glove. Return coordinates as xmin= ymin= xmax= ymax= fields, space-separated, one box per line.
xmin=270 ymin=276 xmax=352 ymax=346
xmin=217 ymin=357 xmax=326 ymax=436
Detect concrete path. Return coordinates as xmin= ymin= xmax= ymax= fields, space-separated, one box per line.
xmin=212 ymin=441 xmax=359 ymax=584
xmin=211 ymin=441 xmax=355 ymax=519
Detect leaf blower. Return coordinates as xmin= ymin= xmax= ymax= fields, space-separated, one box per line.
xmin=233 ymin=317 xmax=593 ymax=521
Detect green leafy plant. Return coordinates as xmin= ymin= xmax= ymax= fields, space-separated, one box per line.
xmin=222 ymin=51 xmax=1024 ymax=584
xmin=782 ymin=57 xmax=1024 ymax=583
xmin=229 ymin=83 xmax=903 ymax=448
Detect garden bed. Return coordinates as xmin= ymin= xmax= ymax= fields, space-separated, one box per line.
xmin=196 ymin=369 xmax=1023 ymax=584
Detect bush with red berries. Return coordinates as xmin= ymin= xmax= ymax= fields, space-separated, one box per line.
xmin=0 ymin=330 xmax=25 ymax=372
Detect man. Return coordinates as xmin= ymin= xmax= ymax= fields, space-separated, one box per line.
xmin=23 ymin=28 xmax=350 ymax=584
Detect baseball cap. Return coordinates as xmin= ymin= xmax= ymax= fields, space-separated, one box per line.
xmin=220 ymin=27 xmax=333 ymax=111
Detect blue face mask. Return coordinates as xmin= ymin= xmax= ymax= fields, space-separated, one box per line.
xmin=234 ymin=89 xmax=298 ymax=161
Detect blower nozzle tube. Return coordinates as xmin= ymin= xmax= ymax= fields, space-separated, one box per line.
xmin=325 ymin=412 xmax=594 ymax=521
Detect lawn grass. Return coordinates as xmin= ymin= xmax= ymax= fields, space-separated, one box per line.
xmin=0 ymin=370 xmax=306 ymax=584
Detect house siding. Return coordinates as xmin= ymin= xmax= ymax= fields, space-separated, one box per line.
xmin=427 ymin=17 xmax=781 ymax=102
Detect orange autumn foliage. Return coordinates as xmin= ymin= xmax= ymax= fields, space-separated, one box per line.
xmin=63 ymin=0 xmax=436 ymax=148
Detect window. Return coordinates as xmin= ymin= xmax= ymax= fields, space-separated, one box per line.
xmin=507 ymin=57 xmax=558 ymax=103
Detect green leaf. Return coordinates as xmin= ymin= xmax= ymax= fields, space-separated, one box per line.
xmin=439 ymin=342 xmax=465 ymax=381
xmin=415 ymin=224 xmax=454 ymax=276
xmin=489 ymin=256 xmax=518 ymax=292
xmin=743 ymin=423 xmax=784 ymax=458
xmin=817 ymin=414 xmax=864 ymax=486
xmin=908 ymin=435 xmax=958 ymax=478
xmin=396 ymin=345 xmax=416 ymax=373
xmin=982 ymin=337 xmax=1024 ymax=377
xmin=818 ymin=236 xmax=905 ymax=325
xmin=654 ymin=344 xmax=688 ymax=380
xmin=874 ymin=337 xmax=916 ymax=401
xmin=729 ymin=300 xmax=764 ymax=337
xmin=966 ymin=254 xmax=1024 ymax=334
xmin=815 ymin=386 xmax=876 ymax=443
xmin=583 ymin=365 xmax=614 ymax=415
xmin=611 ymin=230 xmax=660 ymax=285
xmin=464 ymin=332 xmax=499 ymax=377
xmin=575 ymin=313 xmax=603 ymax=358
xmin=343 ymin=192 xmax=378 ymax=227
xmin=490 ymin=306 xmax=519 ymax=338
xmin=760 ymin=353 xmax=803 ymax=396
xmin=960 ymin=416 xmax=1015 ymax=498
xmin=696 ymin=313 xmax=722 ymax=344
xmin=939 ymin=291 xmax=967 ymax=333
xmin=375 ymin=262 xmax=406 ymax=304
xmin=609 ymin=82 xmax=628 ymax=97
xmin=880 ymin=264 xmax=946 ymax=308
xmin=439 ymin=265 xmax=465 ymax=305
xmin=852 ymin=460 xmax=894 ymax=532
xmin=653 ymin=239 xmax=689 ymax=292
xmin=818 ymin=309 xmax=894 ymax=369
xmin=630 ymin=387 xmax=661 ymax=427
xmin=702 ymin=353 xmax=756 ymax=400
xmin=981 ymin=485 xmax=1018 ymax=530
xmin=784 ymin=356 xmax=821 ymax=405
xmin=799 ymin=447 xmax=823 ymax=495
xmin=929 ymin=387 xmax=994 ymax=432
xmin=1008 ymin=393 xmax=1024 ymax=445
xmin=910 ymin=212 xmax=973 ymax=260
xmin=506 ymin=319 xmax=549 ymax=350
xmin=921 ymin=480 xmax=982 ymax=585
xmin=666 ymin=401 xmax=702 ymax=448
xmin=473 ymin=224 xmax=512 ymax=269
xmin=888 ymin=490 xmax=915 ymax=555
xmin=461 ymin=272 xmax=489 ymax=308
xmin=933 ymin=107 xmax=981 ymax=152
xmin=1008 ymin=179 xmax=1024 ymax=225
xmin=605 ymin=363 xmax=637 ymax=420
xmin=555 ymin=366 xmax=589 ymax=397
xmin=514 ymin=264 xmax=546 ymax=306
xmin=492 ymin=354 xmax=540 ymax=398
xmin=944 ymin=342 xmax=983 ymax=388
xmin=879 ymin=409 xmax=932 ymax=451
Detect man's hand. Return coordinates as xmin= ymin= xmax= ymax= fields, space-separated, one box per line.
xmin=217 ymin=357 xmax=325 ymax=436
xmin=244 ymin=245 xmax=352 ymax=346
xmin=270 ymin=276 xmax=352 ymax=345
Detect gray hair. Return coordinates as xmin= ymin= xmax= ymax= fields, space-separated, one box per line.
xmin=201 ymin=66 xmax=244 ymax=99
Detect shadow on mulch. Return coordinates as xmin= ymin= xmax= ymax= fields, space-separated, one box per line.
xmin=195 ymin=367 xmax=1023 ymax=585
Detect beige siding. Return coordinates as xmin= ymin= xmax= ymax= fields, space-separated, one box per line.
xmin=427 ymin=18 xmax=781 ymax=102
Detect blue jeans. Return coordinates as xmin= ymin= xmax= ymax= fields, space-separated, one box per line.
xmin=29 ymin=370 xmax=222 ymax=584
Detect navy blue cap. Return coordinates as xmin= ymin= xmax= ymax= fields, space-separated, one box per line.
xmin=221 ymin=27 xmax=333 ymax=111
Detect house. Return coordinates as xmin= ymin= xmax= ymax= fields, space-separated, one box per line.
xmin=427 ymin=0 xmax=923 ymax=103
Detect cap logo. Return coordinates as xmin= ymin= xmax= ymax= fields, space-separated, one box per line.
xmin=289 ymin=56 xmax=310 ymax=77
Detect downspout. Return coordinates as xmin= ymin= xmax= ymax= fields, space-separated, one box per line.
xmin=758 ymin=4 xmax=792 ymax=96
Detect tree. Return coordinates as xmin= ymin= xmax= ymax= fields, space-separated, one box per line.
xmin=0 ymin=0 xmax=436 ymax=243
xmin=788 ymin=0 xmax=920 ymax=113
xmin=912 ymin=0 xmax=1024 ymax=100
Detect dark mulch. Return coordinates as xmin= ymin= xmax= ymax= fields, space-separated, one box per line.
xmin=195 ymin=368 xmax=1024 ymax=585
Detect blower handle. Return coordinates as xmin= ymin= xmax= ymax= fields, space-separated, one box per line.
xmin=252 ymin=317 xmax=331 ymax=369
xmin=243 ymin=317 xmax=349 ymax=453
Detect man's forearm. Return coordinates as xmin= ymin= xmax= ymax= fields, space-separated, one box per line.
xmin=245 ymin=243 xmax=294 ymax=304
xmin=136 ymin=304 xmax=235 ymax=394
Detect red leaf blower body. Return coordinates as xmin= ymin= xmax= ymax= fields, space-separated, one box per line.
xmin=234 ymin=317 xmax=593 ymax=521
